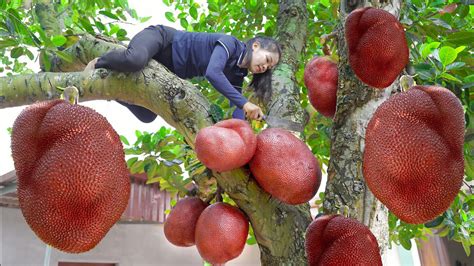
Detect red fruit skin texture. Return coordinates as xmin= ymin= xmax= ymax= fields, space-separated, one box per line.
xmin=305 ymin=215 xmax=382 ymax=266
xmin=195 ymin=202 xmax=249 ymax=265
xmin=304 ymin=57 xmax=338 ymax=118
xmin=195 ymin=119 xmax=257 ymax=172
xmin=345 ymin=7 xmax=409 ymax=89
xmin=11 ymin=100 xmax=130 ymax=253
xmin=249 ymin=128 xmax=321 ymax=205
xmin=363 ymin=86 xmax=465 ymax=224
xmin=164 ymin=197 xmax=208 ymax=247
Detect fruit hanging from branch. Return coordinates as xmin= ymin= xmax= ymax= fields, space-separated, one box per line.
xmin=345 ymin=7 xmax=409 ymax=89
xmin=250 ymin=128 xmax=322 ymax=205
xmin=11 ymin=99 xmax=130 ymax=253
xmin=305 ymin=215 xmax=383 ymax=266
xmin=304 ymin=56 xmax=338 ymax=118
xmin=195 ymin=119 xmax=257 ymax=172
xmin=363 ymin=85 xmax=465 ymax=224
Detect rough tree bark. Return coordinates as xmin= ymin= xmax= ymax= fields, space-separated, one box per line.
xmin=0 ymin=0 xmax=312 ymax=264
xmin=323 ymin=0 xmax=402 ymax=258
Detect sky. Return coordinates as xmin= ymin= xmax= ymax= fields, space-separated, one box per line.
xmin=0 ymin=0 xmax=183 ymax=175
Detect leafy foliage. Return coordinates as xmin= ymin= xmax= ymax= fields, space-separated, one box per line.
xmin=0 ymin=0 xmax=149 ymax=74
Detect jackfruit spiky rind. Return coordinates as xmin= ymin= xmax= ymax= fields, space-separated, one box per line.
xmin=363 ymin=86 xmax=465 ymax=224
xmin=304 ymin=56 xmax=338 ymax=118
xmin=249 ymin=128 xmax=321 ymax=205
xmin=195 ymin=119 xmax=257 ymax=172
xmin=164 ymin=197 xmax=208 ymax=247
xmin=345 ymin=7 xmax=409 ymax=89
xmin=305 ymin=215 xmax=382 ymax=266
xmin=11 ymin=99 xmax=130 ymax=253
xmin=195 ymin=203 xmax=249 ymax=264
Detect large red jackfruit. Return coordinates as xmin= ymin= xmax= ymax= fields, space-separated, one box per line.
xmin=363 ymin=86 xmax=465 ymax=224
xmin=11 ymin=99 xmax=130 ymax=253
xmin=345 ymin=7 xmax=409 ymax=88
xmin=195 ymin=119 xmax=257 ymax=172
xmin=249 ymin=128 xmax=321 ymax=205
xmin=304 ymin=56 xmax=338 ymax=118
xmin=195 ymin=202 xmax=249 ymax=265
xmin=164 ymin=197 xmax=208 ymax=247
xmin=305 ymin=215 xmax=382 ymax=266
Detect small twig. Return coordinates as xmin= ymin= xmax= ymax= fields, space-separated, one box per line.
xmin=216 ymin=185 xmax=223 ymax=203
xmin=463 ymin=180 xmax=473 ymax=194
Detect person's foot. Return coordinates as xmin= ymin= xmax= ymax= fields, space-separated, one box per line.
xmin=83 ymin=57 xmax=99 ymax=73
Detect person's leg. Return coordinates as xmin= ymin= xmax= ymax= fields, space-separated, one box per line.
xmin=95 ymin=26 xmax=164 ymax=72
xmin=95 ymin=26 xmax=170 ymax=122
xmin=116 ymin=100 xmax=157 ymax=123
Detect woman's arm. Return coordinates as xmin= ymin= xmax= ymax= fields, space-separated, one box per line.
xmin=205 ymin=44 xmax=248 ymax=109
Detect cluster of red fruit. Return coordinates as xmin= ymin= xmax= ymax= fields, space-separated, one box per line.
xmin=163 ymin=119 xmax=322 ymax=263
xmin=304 ymin=6 xmax=465 ymax=226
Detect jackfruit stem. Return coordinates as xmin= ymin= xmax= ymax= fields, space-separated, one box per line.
xmin=63 ymin=86 xmax=80 ymax=104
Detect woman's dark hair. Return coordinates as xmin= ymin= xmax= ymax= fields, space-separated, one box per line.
xmin=243 ymin=36 xmax=282 ymax=104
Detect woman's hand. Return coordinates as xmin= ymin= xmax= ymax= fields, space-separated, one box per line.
xmin=243 ymin=102 xmax=264 ymax=121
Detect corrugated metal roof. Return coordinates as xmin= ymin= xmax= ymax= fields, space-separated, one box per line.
xmin=0 ymin=170 xmax=176 ymax=223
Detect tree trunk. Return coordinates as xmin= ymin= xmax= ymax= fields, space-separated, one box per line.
xmin=323 ymin=0 xmax=402 ymax=258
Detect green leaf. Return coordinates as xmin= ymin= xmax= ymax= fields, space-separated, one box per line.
xmin=455 ymin=46 xmax=466 ymax=54
xmin=464 ymin=75 xmax=474 ymax=83
xmin=446 ymin=62 xmax=465 ymax=71
xmin=399 ymin=236 xmax=412 ymax=250
xmin=424 ymin=216 xmax=444 ymax=228
xmin=190 ymin=6 xmax=198 ymax=20
xmin=0 ymin=38 xmax=18 ymax=49
xmin=51 ymin=35 xmax=67 ymax=47
xmin=180 ymin=18 xmax=189 ymax=29
xmin=165 ymin=12 xmax=176 ymax=22
xmin=116 ymin=28 xmax=127 ymax=38
xmin=126 ymin=157 xmax=138 ymax=168
xmin=140 ymin=16 xmax=152 ymax=23
xmin=10 ymin=47 xmax=23 ymax=58
xmin=55 ymin=50 xmax=74 ymax=63
xmin=439 ymin=46 xmax=457 ymax=66
xmin=446 ymin=31 xmax=474 ymax=46
xmin=160 ymin=151 xmax=176 ymax=161
xmin=79 ymin=18 xmax=94 ymax=33
xmin=41 ymin=51 xmax=51 ymax=71
xmin=420 ymin=42 xmax=440 ymax=59
xmin=120 ymin=135 xmax=129 ymax=146
xmin=439 ymin=73 xmax=461 ymax=83
xmin=461 ymin=238 xmax=471 ymax=256
xmin=99 ymin=10 xmax=120 ymax=20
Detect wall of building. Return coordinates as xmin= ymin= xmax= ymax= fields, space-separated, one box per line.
xmin=0 ymin=207 xmax=260 ymax=266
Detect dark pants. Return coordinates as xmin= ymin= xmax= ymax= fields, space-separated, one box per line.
xmin=95 ymin=25 xmax=176 ymax=123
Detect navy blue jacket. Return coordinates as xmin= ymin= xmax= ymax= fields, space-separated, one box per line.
xmin=171 ymin=31 xmax=248 ymax=119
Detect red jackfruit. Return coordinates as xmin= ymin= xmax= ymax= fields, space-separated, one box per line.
xmin=249 ymin=128 xmax=321 ymax=204
xmin=305 ymin=215 xmax=382 ymax=266
xmin=164 ymin=197 xmax=208 ymax=247
xmin=363 ymin=86 xmax=465 ymax=224
xmin=195 ymin=202 xmax=249 ymax=265
xmin=345 ymin=7 xmax=409 ymax=88
xmin=304 ymin=56 xmax=338 ymax=118
xmin=195 ymin=119 xmax=257 ymax=172
xmin=11 ymin=100 xmax=130 ymax=253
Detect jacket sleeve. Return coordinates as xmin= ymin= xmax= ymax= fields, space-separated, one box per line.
xmin=230 ymin=79 xmax=245 ymax=120
xmin=205 ymin=44 xmax=248 ymax=109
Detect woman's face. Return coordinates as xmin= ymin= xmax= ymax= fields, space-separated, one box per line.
xmin=248 ymin=42 xmax=279 ymax=74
